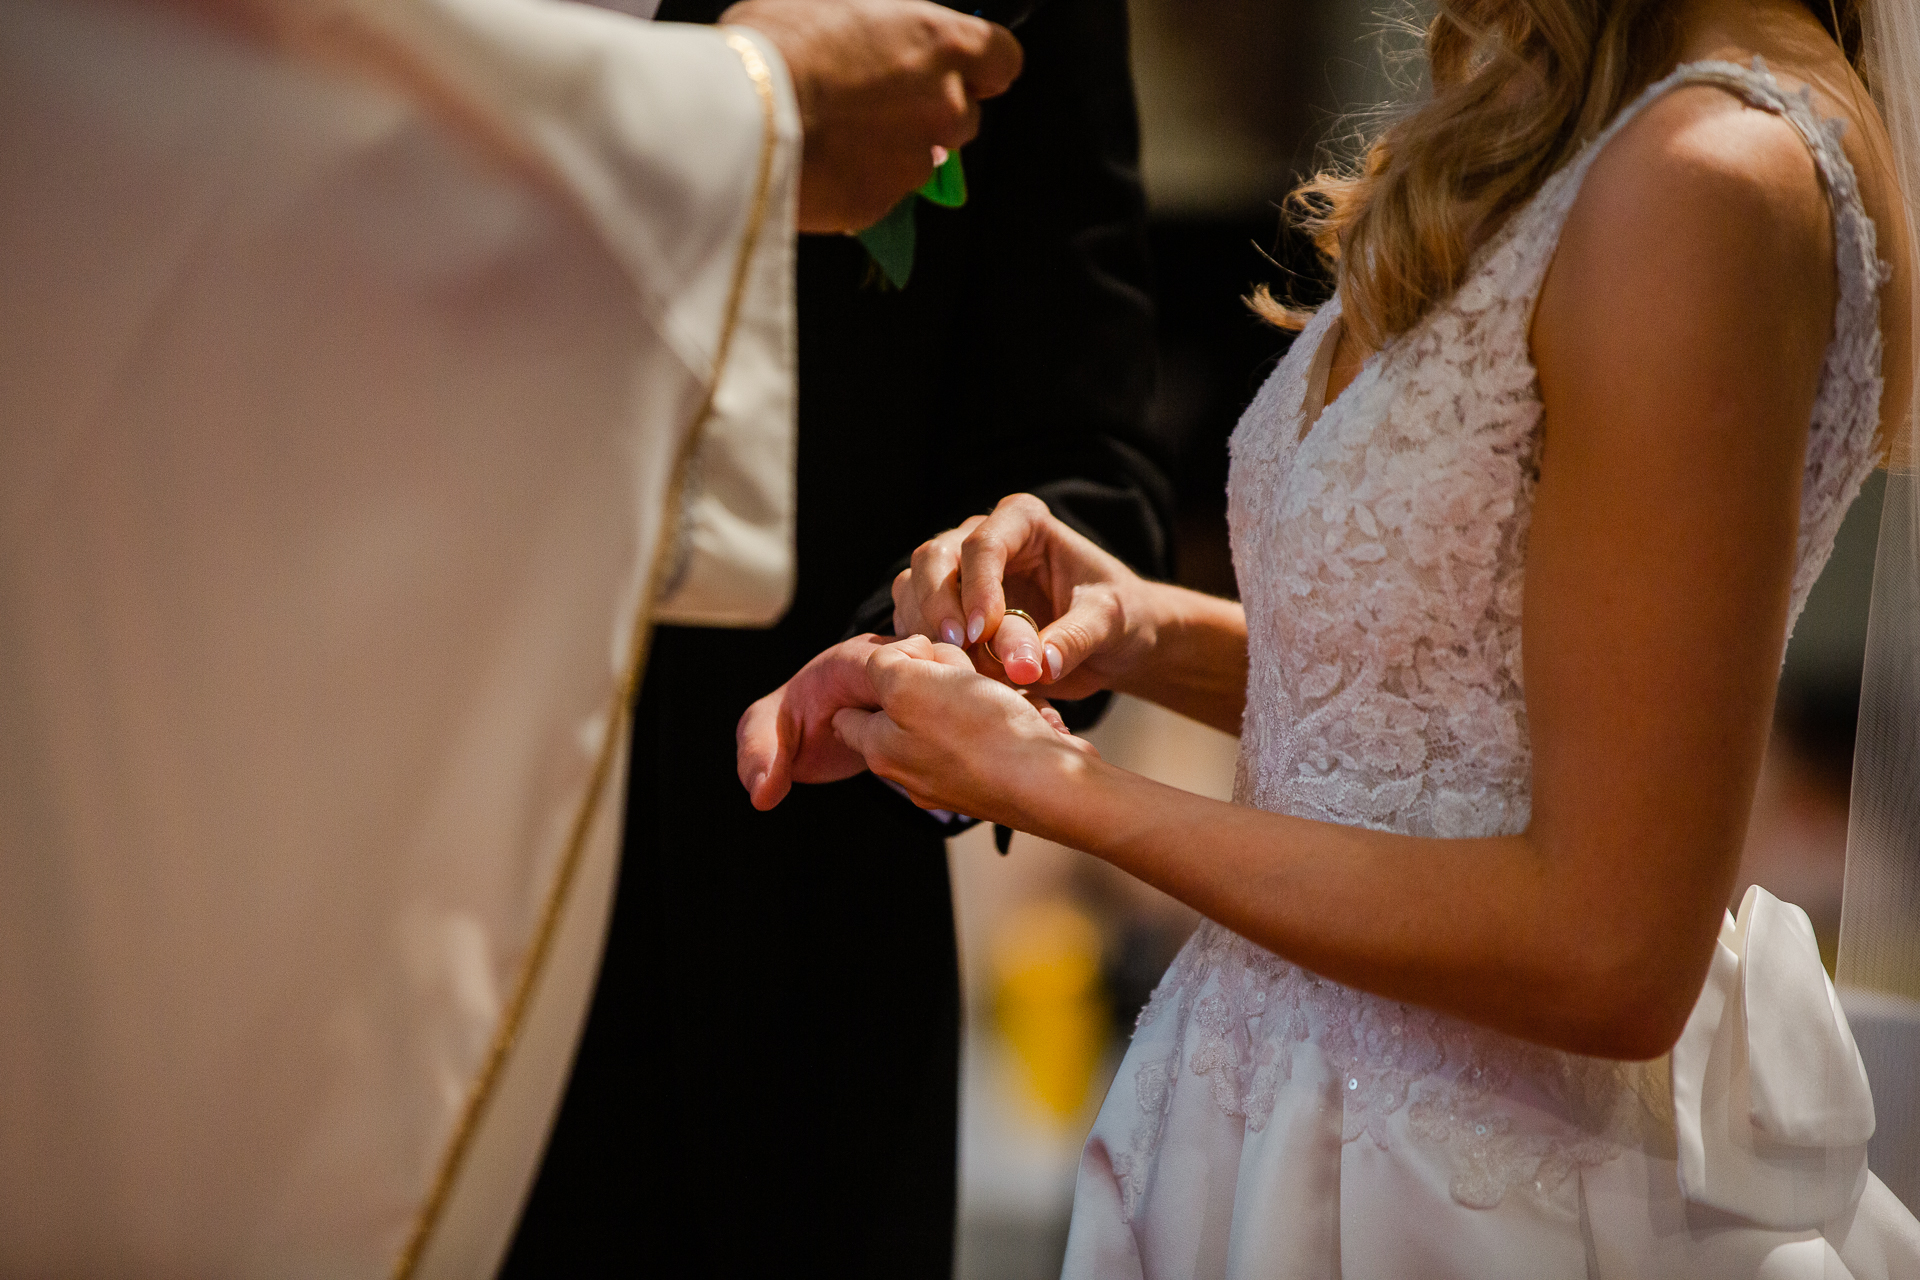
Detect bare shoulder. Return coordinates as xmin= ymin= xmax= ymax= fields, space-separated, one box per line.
xmin=1534 ymin=82 xmax=1838 ymax=431
xmin=1531 ymin=76 xmax=1846 ymax=503
xmin=1613 ymin=80 xmax=1829 ymax=198
xmin=1557 ymin=83 xmax=1834 ymax=318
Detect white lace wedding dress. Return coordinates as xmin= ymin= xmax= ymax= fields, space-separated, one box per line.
xmin=1061 ymin=62 xmax=1920 ymax=1279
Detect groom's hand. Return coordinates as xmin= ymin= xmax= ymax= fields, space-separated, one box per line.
xmin=723 ymin=0 xmax=1023 ymax=233
xmin=736 ymin=633 xmax=894 ymax=810
xmin=739 ymin=632 xmax=1080 ymax=811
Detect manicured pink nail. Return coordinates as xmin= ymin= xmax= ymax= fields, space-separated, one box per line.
xmin=966 ymin=612 xmax=985 ymax=644
xmin=1044 ymin=644 xmax=1063 ymax=681
xmin=940 ymin=620 xmax=962 ymax=648
xmin=1008 ymin=645 xmax=1040 ymax=682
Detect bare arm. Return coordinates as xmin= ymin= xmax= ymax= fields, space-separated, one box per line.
xmin=1103 ymin=581 xmax=1248 ymax=735
xmin=838 ymin=89 xmax=1837 ymax=1060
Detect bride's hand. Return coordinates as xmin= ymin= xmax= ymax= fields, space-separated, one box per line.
xmin=831 ymin=635 xmax=1100 ymax=822
xmin=891 ymin=493 xmax=1154 ymax=698
xmin=736 ymin=633 xmax=1082 ymax=811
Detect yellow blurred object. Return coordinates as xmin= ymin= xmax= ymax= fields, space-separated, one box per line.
xmin=991 ymin=899 xmax=1110 ymax=1123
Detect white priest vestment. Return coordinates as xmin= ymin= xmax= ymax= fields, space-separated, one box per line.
xmin=0 ymin=0 xmax=798 ymax=1274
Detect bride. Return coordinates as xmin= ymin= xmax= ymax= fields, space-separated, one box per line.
xmin=738 ymin=0 xmax=1920 ymax=1271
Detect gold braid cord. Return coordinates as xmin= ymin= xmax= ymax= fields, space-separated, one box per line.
xmin=390 ymin=32 xmax=782 ymax=1280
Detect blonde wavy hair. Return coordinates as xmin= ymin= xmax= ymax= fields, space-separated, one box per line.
xmin=1257 ymin=0 xmax=1867 ymax=349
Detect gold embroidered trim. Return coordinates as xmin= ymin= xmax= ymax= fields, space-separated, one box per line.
xmin=391 ymin=30 xmax=784 ymax=1280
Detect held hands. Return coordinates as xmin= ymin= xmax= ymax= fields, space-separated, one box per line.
xmin=733 ymin=495 xmax=1152 ymax=809
xmin=893 ymin=493 xmax=1153 ymax=698
xmin=736 ymin=635 xmax=1084 ymax=811
xmin=737 ymin=493 xmax=1151 ymax=812
xmin=832 ymin=637 xmax=1099 ymax=822
xmin=721 ymin=0 xmax=1023 ymax=233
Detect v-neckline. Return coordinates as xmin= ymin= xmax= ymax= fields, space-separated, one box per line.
xmin=1297 ymin=307 xmax=1386 ymax=448
xmin=1288 ymin=133 xmax=1564 ymax=454
xmin=1298 ymin=315 xmax=1342 ymax=443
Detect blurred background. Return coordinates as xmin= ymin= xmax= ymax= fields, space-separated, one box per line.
xmin=948 ymin=1 xmax=1889 ymax=1274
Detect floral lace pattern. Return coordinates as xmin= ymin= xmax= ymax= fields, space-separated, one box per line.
xmin=1118 ymin=61 xmax=1888 ymax=1221
xmin=1111 ymin=924 xmax=1668 ymax=1221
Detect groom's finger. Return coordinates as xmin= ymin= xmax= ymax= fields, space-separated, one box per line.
xmin=987 ymin=608 xmax=1043 ymax=686
xmin=874 ymin=632 xmax=973 ymax=670
xmin=1026 ymin=696 xmax=1101 ymax=757
xmin=735 ymin=690 xmax=794 ymax=810
xmin=831 ymin=706 xmax=884 ymax=759
xmin=926 ymin=637 xmax=979 ymax=671
xmin=1026 ymin=694 xmax=1070 ymax=735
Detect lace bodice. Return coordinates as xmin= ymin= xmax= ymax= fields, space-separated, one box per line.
xmin=1117 ymin=61 xmax=1890 ymax=1218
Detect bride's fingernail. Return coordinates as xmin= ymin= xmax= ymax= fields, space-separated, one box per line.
xmin=751 ymin=771 xmax=767 ymax=794
xmin=1045 ymin=644 xmax=1063 ymax=681
xmin=940 ymin=620 xmax=962 ymax=648
xmin=966 ymin=612 xmax=985 ymax=645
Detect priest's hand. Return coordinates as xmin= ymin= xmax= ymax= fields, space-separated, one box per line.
xmin=736 ymin=632 xmax=1078 ymax=810
xmin=723 ymin=0 xmax=1023 ymax=232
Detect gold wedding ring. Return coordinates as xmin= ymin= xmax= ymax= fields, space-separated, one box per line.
xmin=984 ymin=608 xmax=1040 ymax=664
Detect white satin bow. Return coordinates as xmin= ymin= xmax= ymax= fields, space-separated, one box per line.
xmin=1671 ymin=885 xmax=1877 ymax=1229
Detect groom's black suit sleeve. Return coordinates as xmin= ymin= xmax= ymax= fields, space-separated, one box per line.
xmin=502 ymin=0 xmax=1169 ymax=1275
xmin=787 ymin=0 xmax=1171 ymax=662
xmin=831 ymin=0 xmax=1170 ymax=659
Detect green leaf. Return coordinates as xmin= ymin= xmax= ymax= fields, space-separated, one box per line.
xmin=918 ymin=151 xmax=967 ymax=208
xmin=854 ymin=195 xmax=917 ymax=289
xmin=853 ymin=153 xmax=966 ymax=290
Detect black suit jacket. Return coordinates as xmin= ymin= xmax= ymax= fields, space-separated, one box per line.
xmin=503 ymin=2 xmax=1168 ymax=1274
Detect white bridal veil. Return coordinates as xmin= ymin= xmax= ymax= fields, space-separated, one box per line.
xmin=1838 ymin=0 xmax=1920 ymax=1213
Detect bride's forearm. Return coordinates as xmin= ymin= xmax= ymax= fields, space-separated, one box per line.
xmin=1017 ymin=754 xmax=1705 ymax=1061
xmin=1111 ymin=583 xmax=1248 ymax=735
